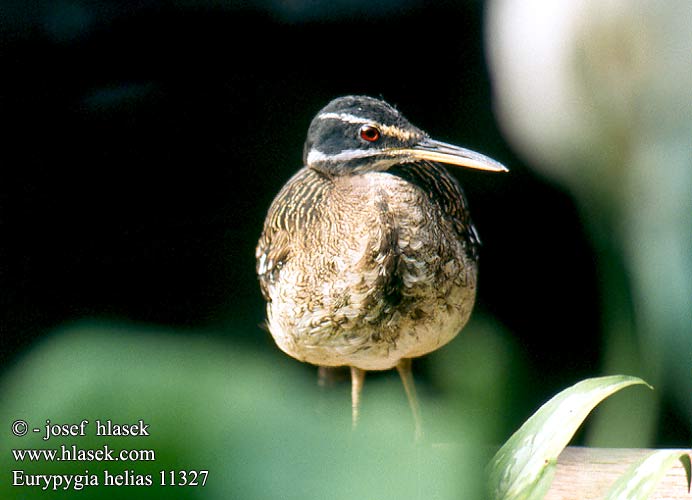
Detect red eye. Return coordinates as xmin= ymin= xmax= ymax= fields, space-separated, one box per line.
xmin=359 ymin=124 xmax=380 ymax=142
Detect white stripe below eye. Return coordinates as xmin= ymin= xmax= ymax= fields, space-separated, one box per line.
xmin=307 ymin=148 xmax=384 ymax=165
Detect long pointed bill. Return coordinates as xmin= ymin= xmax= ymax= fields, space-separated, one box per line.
xmin=399 ymin=138 xmax=508 ymax=172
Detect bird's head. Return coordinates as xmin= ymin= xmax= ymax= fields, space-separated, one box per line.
xmin=303 ymin=95 xmax=507 ymax=176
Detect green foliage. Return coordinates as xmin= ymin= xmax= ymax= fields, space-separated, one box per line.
xmin=603 ymin=450 xmax=692 ymax=500
xmin=2 ymin=324 xmax=689 ymax=499
xmin=488 ymin=376 xmax=650 ymax=500
xmin=0 ymin=322 xmax=490 ymax=500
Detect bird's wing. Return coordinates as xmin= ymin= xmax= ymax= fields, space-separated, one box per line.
xmin=255 ymin=167 xmax=330 ymax=301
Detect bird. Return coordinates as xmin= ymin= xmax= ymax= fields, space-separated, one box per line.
xmin=256 ymin=95 xmax=506 ymax=438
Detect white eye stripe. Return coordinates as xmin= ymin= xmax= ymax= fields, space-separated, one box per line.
xmin=317 ymin=112 xmax=371 ymax=124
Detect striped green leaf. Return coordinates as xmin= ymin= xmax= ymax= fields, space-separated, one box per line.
xmin=604 ymin=449 xmax=691 ymax=500
xmin=489 ymin=375 xmax=650 ymax=500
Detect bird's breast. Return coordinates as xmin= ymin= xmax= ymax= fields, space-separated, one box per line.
xmin=264 ymin=170 xmax=477 ymax=370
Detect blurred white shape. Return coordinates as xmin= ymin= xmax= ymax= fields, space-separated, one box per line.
xmin=486 ymin=1 xmax=592 ymax=183
xmin=485 ymin=0 xmax=692 ymax=436
xmin=486 ymin=0 xmax=691 ymax=194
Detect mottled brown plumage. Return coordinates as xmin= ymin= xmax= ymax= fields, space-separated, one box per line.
xmin=256 ymin=95 xmax=506 ymax=436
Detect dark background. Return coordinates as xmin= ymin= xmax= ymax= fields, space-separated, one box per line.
xmin=2 ymin=1 xmax=681 ymax=445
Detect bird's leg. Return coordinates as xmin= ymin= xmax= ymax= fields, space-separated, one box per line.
xmin=396 ymin=358 xmax=423 ymax=441
xmin=350 ymin=366 xmax=366 ymax=429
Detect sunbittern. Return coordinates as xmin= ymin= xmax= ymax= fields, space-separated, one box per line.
xmin=256 ymin=95 xmax=506 ymax=437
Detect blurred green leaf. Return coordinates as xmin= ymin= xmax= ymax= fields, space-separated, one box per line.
xmin=603 ymin=449 xmax=691 ymax=500
xmin=0 ymin=321 xmax=490 ymax=499
xmin=427 ymin=313 xmax=526 ymax=440
xmin=488 ymin=375 xmax=650 ymax=500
